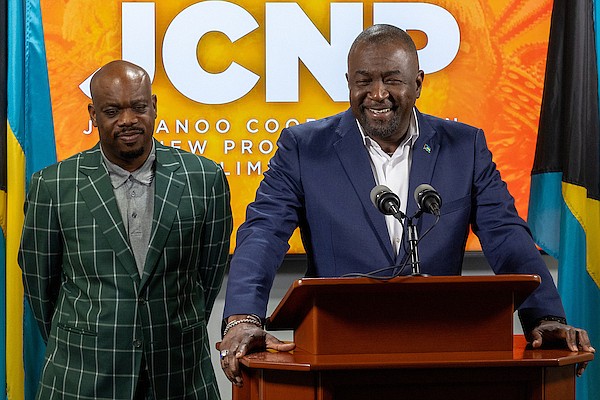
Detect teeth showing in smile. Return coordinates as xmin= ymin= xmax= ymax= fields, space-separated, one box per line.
xmin=370 ymin=108 xmax=390 ymax=114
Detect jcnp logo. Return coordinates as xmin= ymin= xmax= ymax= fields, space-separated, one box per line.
xmin=80 ymin=1 xmax=460 ymax=105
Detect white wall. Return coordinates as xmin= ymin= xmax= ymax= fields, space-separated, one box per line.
xmin=207 ymin=253 xmax=559 ymax=399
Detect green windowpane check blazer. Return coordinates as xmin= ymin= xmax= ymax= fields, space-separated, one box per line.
xmin=19 ymin=140 xmax=232 ymax=400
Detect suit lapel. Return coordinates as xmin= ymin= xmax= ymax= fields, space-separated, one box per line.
xmin=334 ymin=110 xmax=396 ymax=263
xmin=140 ymin=143 xmax=184 ymax=288
xmin=396 ymin=110 xmax=440 ymax=265
xmin=77 ymin=145 xmax=140 ymax=281
xmin=407 ymin=110 xmax=440 ymax=218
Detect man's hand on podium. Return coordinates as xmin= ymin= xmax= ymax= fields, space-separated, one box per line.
xmin=528 ymin=320 xmax=595 ymax=376
xmin=219 ymin=315 xmax=296 ymax=386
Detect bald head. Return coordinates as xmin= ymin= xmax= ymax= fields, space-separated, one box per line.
xmin=90 ymin=60 xmax=151 ymax=101
xmin=87 ymin=60 xmax=157 ymax=172
xmin=348 ymin=24 xmax=419 ymax=67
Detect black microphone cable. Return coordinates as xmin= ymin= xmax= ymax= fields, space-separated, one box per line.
xmin=341 ymin=214 xmax=439 ymax=280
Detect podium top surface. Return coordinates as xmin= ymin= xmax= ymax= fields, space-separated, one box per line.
xmin=240 ymin=335 xmax=594 ymax=372
xmin=267 ymin=274 xmax=541 ymax=331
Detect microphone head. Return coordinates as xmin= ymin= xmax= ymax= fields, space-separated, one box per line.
xmin=414 ymin=184 xmax=442 ymax=215
xmin=370 ymin=185 xmax=391 ymax=207
xmin=370 ymin=185 xmax=400 ymax=215
xmin=413 ymin=184 xmax=435 ymax=204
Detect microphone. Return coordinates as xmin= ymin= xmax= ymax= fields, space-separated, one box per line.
xmin=370 ymin=185 xmax=404 ymax=219
xmin=414 ymin=184 xmax=442 ymax=216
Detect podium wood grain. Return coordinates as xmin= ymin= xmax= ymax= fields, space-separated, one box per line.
xmin=234 ymin=336 xmax=592 ymax=400
xmin=230 ymin=276 xmax=593 ymax=400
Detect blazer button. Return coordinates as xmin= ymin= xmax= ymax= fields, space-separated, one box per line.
xmin=133 ymin=339 xmax=143 ymax=348
xmin=138 ymin=298 xmax=146 ymax=306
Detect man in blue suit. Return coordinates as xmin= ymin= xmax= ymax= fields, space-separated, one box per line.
xmin=220 ymin=24 xmax=594 ymax=385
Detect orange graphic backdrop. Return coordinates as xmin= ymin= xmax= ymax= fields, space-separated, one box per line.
xmin=40 ymin=0 xmax=552 ymax=252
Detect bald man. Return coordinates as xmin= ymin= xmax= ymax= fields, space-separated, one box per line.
xmin=19 ymin=60 xmax=232 ymax=399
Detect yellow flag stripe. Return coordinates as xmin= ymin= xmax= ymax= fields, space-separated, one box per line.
xmin=6 ymin=126 xmax=26 ymax=400
xmin=562 ymin=182 xmax=600 ymax=289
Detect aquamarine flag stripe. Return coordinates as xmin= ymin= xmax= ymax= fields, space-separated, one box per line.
xmin=528 ymin=173 xmax=562 ymax=259
xmin=530 ymin=172 xmax=600 ymax=400
xmin=7 ymin=0 xmax=56 ymax=181
xmin=6 ymin=0 xmax=24 ymax=141
xmin=557 ymin=203 xmax=600 ymax=400
xmin=22 ymin=303 xmax=46 ymax=400
xmin=7 ymin=0 xmax=57 ymax=398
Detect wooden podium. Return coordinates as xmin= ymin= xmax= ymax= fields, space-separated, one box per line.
xmin=231 ymin=275 xmax=593 ymax=400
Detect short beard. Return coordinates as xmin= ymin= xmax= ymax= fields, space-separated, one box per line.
xmin=359 ymin=109 xmax=402 ymax=140
xmin=120 ymin=146 xmax=145 ymax=160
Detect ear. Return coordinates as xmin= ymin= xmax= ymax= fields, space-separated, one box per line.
xmin=151 ymin=94 xmax=157 ymax=119
xmin=415 ymin=70 xmax=425 ymax=99
xmin=88 ymin=103 xmax=98 ymax=127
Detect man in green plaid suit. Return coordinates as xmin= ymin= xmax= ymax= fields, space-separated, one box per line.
xmin=19 ymin=60 xmax=232 ymax=399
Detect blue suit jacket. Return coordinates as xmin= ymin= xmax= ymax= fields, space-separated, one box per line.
xmin=224 ymin=109 xmax=565 ymax=330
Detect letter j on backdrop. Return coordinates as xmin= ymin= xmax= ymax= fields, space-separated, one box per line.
xmin=79 ymin=1 xmax=460 ymax=104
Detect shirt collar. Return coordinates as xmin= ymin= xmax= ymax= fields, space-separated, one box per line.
xmin=357 ymin=108 xmax=420 ymax=151
xmin=101 ymin=141 xmax=156 ymax=188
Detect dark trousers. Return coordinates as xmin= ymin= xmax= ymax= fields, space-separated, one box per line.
xmin=133 ymin=357 xmax=153 ymax=400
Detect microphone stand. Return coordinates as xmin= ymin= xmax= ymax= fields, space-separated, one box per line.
xmin=392 ymin=210 xmax=426 ymax=276
xmin=406 ymin=212 xmax=423 ymax=276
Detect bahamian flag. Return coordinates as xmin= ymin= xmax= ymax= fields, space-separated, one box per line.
xmin=1 ymin=0 xmax=8 ymax=396
xmin=3 ymin=0 xmax=57 ymax=399
xmin=528 ymin=0 xmax=600 ymax=399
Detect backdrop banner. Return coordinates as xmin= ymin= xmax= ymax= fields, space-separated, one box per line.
xmin=41 ymin=0 xmax=553 ymax=252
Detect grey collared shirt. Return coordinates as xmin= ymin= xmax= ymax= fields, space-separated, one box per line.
xmin=101 ymin=143 xmax=156 ymax=276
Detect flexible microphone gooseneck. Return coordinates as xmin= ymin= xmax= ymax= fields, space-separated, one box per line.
xmin=369 ymin=184 xmax=443 ymax=277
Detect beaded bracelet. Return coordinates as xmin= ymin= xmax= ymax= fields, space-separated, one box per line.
xmin=537 ymin=315 xmax=567 ymax=325
xmin=222 ymin=315 xmax=262 ymax=337
xmin=524 ymin=315 xmax=567 ymax=336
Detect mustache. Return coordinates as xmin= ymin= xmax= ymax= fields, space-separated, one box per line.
xmin=360 ymin=102 xmax=395 ymax=111
xmin=115 ymin=128 xmax=144 ymax=137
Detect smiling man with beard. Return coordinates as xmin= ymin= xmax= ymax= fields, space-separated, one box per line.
xmin=348 ymin=26 xmax=422 ymax=149
xmin=19 ymin=60 xmax=232 ymax=399
xmin=218 ymin=24 xmax=594 ymax=386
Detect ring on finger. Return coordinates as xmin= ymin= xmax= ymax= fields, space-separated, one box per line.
xmin=220 ymin=349 xmax=229 ymax=360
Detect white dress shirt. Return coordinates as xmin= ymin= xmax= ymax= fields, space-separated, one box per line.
xmin=358 ymin=108 xmax=420 ymax=255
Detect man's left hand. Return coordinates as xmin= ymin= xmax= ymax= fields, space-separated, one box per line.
xmin=529 ymin=320 xmax=595 ymax=376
